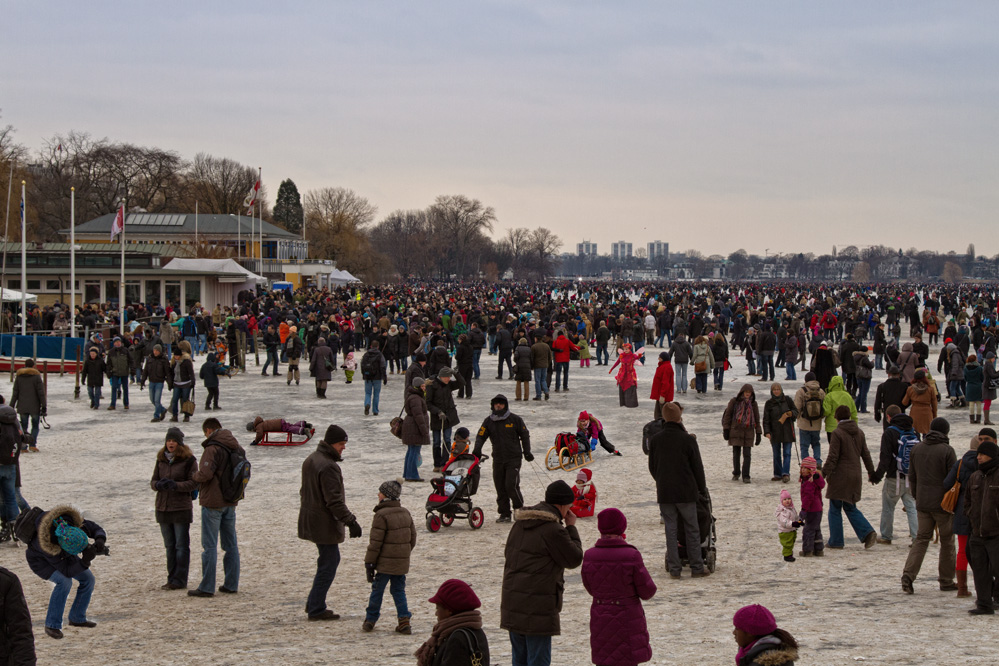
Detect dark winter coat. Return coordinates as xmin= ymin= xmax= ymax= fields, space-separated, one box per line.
xmin=909 ymin=430 xmax=958 ymax=512
xmin=298 ymin=441 xmax=356 ymax=545
xmin=25 ymin=505 xmax=106 ymax=581
xmin=581 ymin=538 xmax=657 ymax=666
xmin=364 ymin=500 xmax=417 ymax=575
xmin=984 ymin=361 xmax=999 ymax=402
xmin=896 ymin=343 xmax=919 ymax=384
xmin=873 ymin=414 xmax=915 ymax=482
xmin=81 ymin=355 xmax=106 ymax=388
xmin=454 ymin=340 xmax=474 ymax=377
xmin=854 ymin=350 xmax=874 ymax=380
xmin=500 ymin=503 xmax=583 ymax=636
xmin=285 ymin=334 xmax=305 ymax=361
xmin=965 ymin=459 xmax=999 ymax=538
xmin=738 ymin=635 xmax=798 ymax=666
xmin=427 ymin=346 xmax=452 ymax=377
xmin=150 ymin=448 xmax=198 ymax=523
xmin=873 ymin=377 xmax=909 ymax=423
xmin=964 ymin=362 xmax=984 ymax=402
xmin=0 ymin=565 xmax=35 ymax=666
xmin=530 ymin=341 xmax=553 ymax=369
xmin=824 ymin=420 xmax=875 ymax=504
xmin=943 ymin=448 xmax=979 ymax=535
xmin=762 ymin=392 xmax=797 ymax=444
xmin=404 ymin=362 xmax=427 ymax=397
xmin=106 ymin=346 xmax=133 ymax=377
xmin=192 ymin=429 xmax=244 ymax=509
xmin=142 ymin=353 xmax=173 ymax=387
xmin=647 ymin=422 xmax=706 ymax=504
xmin=472 ymin=409 xmax=531 ymax=463
xmin=199 ymin=354 xmax=227 ymax=388
xmin=809 ymin=347 xmax=840 ymax=390
xmin=425 ymin=375 xmax=464 ymax=431
xmin=722 ymin=385 xmax=762 ymax=448
xmin=402 ymin=386 xmax=431 ymax=447
xmin=10 ymin=368 xmax=45 ymax=417
xmin=514 ymin=341 xmax=532 ymax=381
xmin=309 ymin=342 xmax=334 ymax=382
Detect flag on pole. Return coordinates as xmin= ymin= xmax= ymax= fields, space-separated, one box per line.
xmin=110 ymin=205 xmax=125 ymax=241
xmin=243 ymin=179 xmax=261 ymax=212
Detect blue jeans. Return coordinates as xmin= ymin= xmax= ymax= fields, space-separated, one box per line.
xmin=197 ymin=333 xmax=207 ymax=354
xmin=197 ymin=505 xmax=239 ymax=594
xmin=87 ymin=385 xmax=102 ymax=408
xmin=674 ymin=363 xmax=688 ymax=392
xmin=785 ymin=362 xmax=797 ymax=381
xmin=160 ymin=522 xmax=191 ymax=587
xmin=874 ymin=354 xmax=884 ymax=370
xmin=472 ymin=349 xmax=481 ymax=378
xmin=695 ymin=373 xmax=707 ymax=393
xmin=148 ymin=381 xmax=166 ymax=419
xmin=799 ymin=429 xmax=822 ymax=466
xmin=263 ymin=349 xmax=279 ymax=374
xmin=510 ymin=632 xmax=552 ymax=666
xmin=747 ymin=355 xmax=756 ymax=375
xmin=432 ymin=427 xmax=453 ymax=469
xmin=713 ymin=366 xmax=725 ymax=389
xmin=365 ymin=573 xmax=410 ymax=623
xmin=948 ymin=379 xmax=963 ymax=399
xmin=771 ymin=440 xmax=793 ymax=477
xmin=880 ymin=478 xmax=918 ymax=541
xmin=46 ymin=568 xmax=95 ymax=630
xmin=306 ymin=543 xmax=341 ymax=617
xmin=759 ymin=352 xmax=775 ymax=381
xmin=110 ymin=375 xmax=129 ymax=408
xmin=533 ymin=368 xmax=549 ymax=399
xmin=364 ymin=380 xmax=382 ymax=413
xmin=596 ymin=344 xmax=608 ymax=365
xmin=554 ymin=361 xmax=569 ymax=390
xmin=856 ymin=377 xmax=871 ymax=411
xmin=404 ymin=445 xmax=422 ymax=480
xmin=18 ymin=413 xmax=39 ymax=444
xmin=827 ymin=499 xmax=874 ymax=548
xmin=0 ymin=465 xmax=18 ymax=523
xmin=169 ymin=385 xmax=191 ymax=417
xmin=655 ymin=331 xmax=666 ymax=347
xmin=132 ymin=367 xmax=142 ymax=385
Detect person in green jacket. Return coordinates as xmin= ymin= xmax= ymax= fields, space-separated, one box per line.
xmin=823 ymin=376 xmax=857 ymax=444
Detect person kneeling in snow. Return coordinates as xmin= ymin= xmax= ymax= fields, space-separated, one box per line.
xmin=246 ymin=416 xmax=314 ymax=445
xmin=576 ymin=411 xmax=622 ymax=456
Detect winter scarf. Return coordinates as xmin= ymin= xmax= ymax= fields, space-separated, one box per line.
xmin=734 ymin=398 xmax=755 ymax=428
xmin=414 ymin=610 xmax=483 ymax=666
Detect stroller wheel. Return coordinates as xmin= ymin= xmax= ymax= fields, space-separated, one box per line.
xmin=426 ymin=514 xmax=441 ymax=533
xmin=440 ymin=513 xmax=454 ymax=527
xmin=468 ymin=507 xmax=484 ymax=530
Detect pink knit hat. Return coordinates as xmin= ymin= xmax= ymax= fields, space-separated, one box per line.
xmin=780 ymin=489 xmax=792 ymax=502
xmin=733 ymin=604 xmax=777 ymax=635
xmin=801 ymin=457 xmax=818 ymax=471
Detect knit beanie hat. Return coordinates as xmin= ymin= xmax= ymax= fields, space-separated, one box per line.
xmin=733 ymin=604 xmax=777 ymax=636
xmin=323 ymin=424 xmax=348 ymax=444
xmin=978 ymin=440 xmax=999 ymax=460
xmin=428 ymin=579 xmax=481 ymax=613
xmin=801 ymin=457 xmax=818 ymax=471
xmin=780 ymin=489 xmax=792 ymax=502
xmin=804 ymin=371 xmax=816 ymax=382
xmin=930 ymin=417 xmax=950 ymax=435
xmin=454 ymin=427 xmax=470 ymax=441
xmin=576 ymin=468 xmax=592 ymax=483
xmin=545 ymin=480 xmax=574 ymax=506
xmin=412 ymin=377 xmax=426 ymax=389
xmin=165 ymin=427 xmax=185 ymax=445
xmin=662 ymin=402 xmax=683 ymax=423
xmin=379 ymin=479 xmax=402 ymax=501
xmin=979 ymin=427 xmax=997 ymax=441
xmin=597 ymin=508 xmax=627 ymax=536
xmin=54 ymin=517 xmax=89 ymax=556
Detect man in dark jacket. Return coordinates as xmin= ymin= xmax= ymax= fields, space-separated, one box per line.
xmin=361 ymin=340 xmax=388 ymax=416
xmin=0 ymin=565 xmax=35 ymax=662
xmin=403 ymin=352 xmax=427 ymax=399
xmin=106 ymin=336 xmax=133 ymax=411
xmin=872 ymin=407 xmax=918 ymax=545
xmin=10 ymin=358 xmax=46 ymax=447
xmin=529 ymin=337 xmax=553 ymax=401
xmin=262 ymin=324 xmax=280 ymax=376
xmin=468 ymin=322 xmax=486 ymax=379
xmin=873 ymin=366 xmax=909 ymax=429
xmin=189 ymin=419 xmax=244 ymax=598
xmin=901 ymin=417 xmax=958 ymax=594
xmin=298 ymin=424 xmax=362 ymax=621
xmin=500 ymin=480 xmax=582 ymax=666
xmin=425 ymin=368 xmax=465 ymax=472
xmin=648 ymin=403 xmax=710 ymax=578
xmin=495 ymin=323 xmax=515 ymax=379
xmin=142 ymin=344 xmax=173 ymax=422
xmin=473 ymin=395 xmax=532 ymax=523
xmin=24 ymin=505 xmax=106 ymax=639
xmin=965 ymin=439 xmax=999 ymax=614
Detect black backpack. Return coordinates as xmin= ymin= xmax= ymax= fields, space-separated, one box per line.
xmin=0 ymin=423 xmax=19 ymax=465
xmin=211 ymin=443 xmax=251 ymax=503
xmin=13 ymin=506 xmax=44 ymax=544
xmin=360 ymin=351 xmax=381 ymax=380
xmin=642 ymin=418 xmax=667 ymax=455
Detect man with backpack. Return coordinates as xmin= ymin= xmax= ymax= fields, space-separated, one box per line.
xmin=871 ymin=405 xmax=919 ymax=545
xmin=361 ymin=340 xmax=388 ymax=416
xmin=793 ymin=372 xmax=826 ymax=467
xmin=189 ymin=418 xmax=246 ymax=598
xmin=901 ymin=417 xmax=958 ymax=595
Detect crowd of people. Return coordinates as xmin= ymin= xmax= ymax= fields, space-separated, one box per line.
xmin=5 ymin=279 xmax=999 ymax=664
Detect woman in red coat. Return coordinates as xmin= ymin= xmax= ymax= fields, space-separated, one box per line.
xmin=649 ymin=351 xmax=675 ymax=419
xmin=581 ymin=508 xmax=657 ymax=666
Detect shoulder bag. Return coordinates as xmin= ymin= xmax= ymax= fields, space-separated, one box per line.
xmin=389 ymin=405 xmax=406 ymax=440
xmin=940 ymin=459 xmax=962 ymax=514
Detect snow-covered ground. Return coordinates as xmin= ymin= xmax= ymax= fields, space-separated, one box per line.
xmin=3 ymin=338 xmax=993 ymax=665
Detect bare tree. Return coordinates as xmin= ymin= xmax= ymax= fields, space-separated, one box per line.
xmin=427 ymin=195 xmax=496 ymax=278
xmin=369 ymin=209 xmax=440 ymax=278
xmin=852 ymin=261 xmax=872 ymax=282
xmin=942 ymin=261 xmax=963 ymax=284
xmin=186 ymin=153 xmax=265 ymax=216
xmin=526 ymin=227 xmax=563 ymax=278
xmin=304 ymin=187 xmax=378 ymax=274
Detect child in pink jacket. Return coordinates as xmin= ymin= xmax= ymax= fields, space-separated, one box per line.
xmin=799 ymin=456 xmax=826 ymax=556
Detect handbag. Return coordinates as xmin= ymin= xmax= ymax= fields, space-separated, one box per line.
xmin=940 ymin=459 xmax=962 ymax=514
xmin=181 ymin=387 xmax=196 ymax=417
xmin=694 ymin=360 xmax=707 ymax=373
xmin=389 ymin=405 xmax=406 ymax=440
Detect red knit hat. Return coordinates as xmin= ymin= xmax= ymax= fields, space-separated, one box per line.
xmin=733 ymin=604 xmax=777 ymax=635
xmin=576 ymin=468 xmax=592 ymax=483
xmin=428 ymin=579 xmax=481 ymax=613
xmin=578 ymin=411 xmax=590 ymax=421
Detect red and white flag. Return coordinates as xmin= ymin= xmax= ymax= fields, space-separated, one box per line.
xmin=243 ymin=179 xmax=260 ymax=212
xmin=110 ymin=205 xmax=125 ymax=240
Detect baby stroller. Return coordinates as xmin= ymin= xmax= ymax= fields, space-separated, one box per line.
xmin=545 ymin=432 xmax=592 ymax=472
xmin=425 ymin=453 xmax=485 ymax=532
xmin=677 ymin=489 xmax=717 ymax=573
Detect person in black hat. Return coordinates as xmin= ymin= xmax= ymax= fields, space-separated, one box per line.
xmin=965 ymin=437 xmax=999 ymax=614
xmin=874 ymin=365 xmax=910 ymax=431
xmin=472 ymin=395 xmax=532 ymax=523
xmin=500 ymin=480 xmax=582 ymax=666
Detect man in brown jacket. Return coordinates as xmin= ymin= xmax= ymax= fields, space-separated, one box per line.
xmin=501 ymin=480 xmax=583 ymax=666
xmin=298 ymin=424 xmax=362 ymax=621
xmin=189 ymin=418 xmax=244 ymax=598
xmin=901 ymin=417 xmax=958 ymax=594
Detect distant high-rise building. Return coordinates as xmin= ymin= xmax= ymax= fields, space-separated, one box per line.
xmin=611 ymin=241 xmax=633 ymax=262
xmin=577 ymin=240 xmax=598 ymax=256
xmin=647 ymin=240 xmax=669 ymax=261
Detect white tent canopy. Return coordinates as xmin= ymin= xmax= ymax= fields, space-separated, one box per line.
xmin=325 ymin=269 xmax=361 ymax=287
xmin=161 ymin=258 xmax=265 ymax=284
xmin=0 ymin=288 xmax=38 ymax=303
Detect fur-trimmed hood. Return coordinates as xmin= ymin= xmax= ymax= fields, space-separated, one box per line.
xmin=512 ymin=503 xmax=561 ymax=527
xmin=15 ymin=367 xmax=40 ymax=377
xmin=750 ymin=646 xmax=798 ymax=666
xmin=38 ymin=505 xmax=83 ymax=557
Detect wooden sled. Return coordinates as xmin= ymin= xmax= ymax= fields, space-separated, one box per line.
xmin=545 ymin=442 xmax=593 ymax=472
xmin=258 ymin=428 xmax=315 ymax=446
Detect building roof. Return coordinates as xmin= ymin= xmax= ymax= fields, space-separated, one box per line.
xmin=1 ymin=242 xmax=190 ymax=257
xmin=60 ymin=213 xmax=298 ymax=239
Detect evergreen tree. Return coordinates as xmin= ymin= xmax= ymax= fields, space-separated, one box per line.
xmin=273 ymin=178 xmax=304 ymax=234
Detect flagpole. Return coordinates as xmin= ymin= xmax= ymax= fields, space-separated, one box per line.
xmin=195 ymin=201 xmax=199 ymax=251
xmin=257 ymin=167 xmax=262 ymax=274
xmin=70 ymin=187 xmax=76 ymax=338
xmin=20 ymin=181 xmax=27 ymax=335
xmin=120 ymin=198 xmax=126 ymax=336
xmin=237 ymin=207 xmax=242 ymax=260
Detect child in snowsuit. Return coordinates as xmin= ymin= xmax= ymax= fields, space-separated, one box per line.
xmin=342 ymin=351 xmax=356 ymax=384
xmin=775 ymin=489 xmax=800 ymax=562
xmin=798 ymin=456 xmax=826 ymax=556
xmin=245 ymin=416 xmax=314 ymax=445
xmin=572 ymin=468 xmax=597 ymax=517
xmin=576 ymin=411 xmax=622 ymax=456
xmin=363 ymin=480 xmax=417 ymax=635
xmin=199 ymin=352 xmax=229 ymax=410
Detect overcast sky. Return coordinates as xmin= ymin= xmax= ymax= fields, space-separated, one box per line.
xmin=5 ymin=1 xmax=998 ymax=256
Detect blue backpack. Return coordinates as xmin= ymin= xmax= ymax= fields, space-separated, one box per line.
xmin=890 ymin=425 xmax=919 ymax=492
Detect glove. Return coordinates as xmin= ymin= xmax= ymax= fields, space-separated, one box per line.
xmin=383 ymin=380 xmax=388 ymax=386
xmin=155 ymin=479 xmax=169 ymax=490
xmin=723 ymin=429 xmax=730 ymax=441
xmin=365 ymin=562 xmax=376 ymax=584
xmin=41 ymin=408 xmax=47 ymax=417
xmin=94 ymin=536 xmax=106 ymax=552
xmin=162 ymin=479 xmax=177 ymax=491
xmin=791 ymin=521 xmax=802 ymax=528
xmin=80 ymin=545 xmax=97 ymax=567
xmin=523 ymin=452 xmax=534 ymax=463
xmin=754 ymin=432 xmax=762 ymax=446
xmin=347 ymin=521 xmax=363 ymax=539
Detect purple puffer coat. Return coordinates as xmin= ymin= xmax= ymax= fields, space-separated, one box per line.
xmin=581 ymin=537 xmax=657 ymax=666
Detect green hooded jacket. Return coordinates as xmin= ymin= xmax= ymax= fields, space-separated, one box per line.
xmin=822 ymin=376 xmax=858 ymax=432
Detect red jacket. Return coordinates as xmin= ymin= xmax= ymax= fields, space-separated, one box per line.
xmin=650 ymin=360 xmax=675 ymax=402
xmin=552 ymin=335 xmax=579 ymax=363
xmin=572 ymin=482 xmax=597 ymax=518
